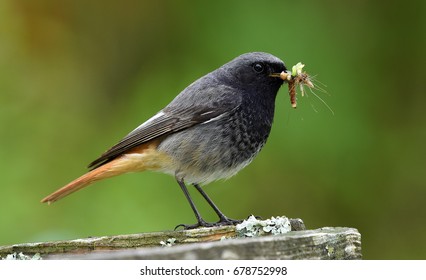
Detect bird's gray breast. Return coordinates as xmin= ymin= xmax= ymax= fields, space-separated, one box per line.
xmin=157 ymin=98 xmax=275 ymax=184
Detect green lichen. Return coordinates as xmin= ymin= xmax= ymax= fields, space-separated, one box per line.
xmin=236 ymin=215 xmax=291 ymax=238
xmin=160 ymin=238 xmax=177 ymax=247
xmin=2 ymin=252 xmax=42 ymax=260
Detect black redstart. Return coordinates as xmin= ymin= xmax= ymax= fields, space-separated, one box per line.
xmin=42 ymin=52 xmax=290 ymax=229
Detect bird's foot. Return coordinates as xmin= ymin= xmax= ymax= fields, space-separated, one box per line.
xmin=174 ymin=218 xmax=212 ymax=230
xmin=216 ymin=216 xmax=243 ymax=226
xmin=174 ymin=216 xmax=242 ymax=230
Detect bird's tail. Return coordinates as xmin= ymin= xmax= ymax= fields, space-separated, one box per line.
xmin=41 ymin=159 xmax=126 ymax=204
xmin=41 ymin=141 xmax=168 ymax=204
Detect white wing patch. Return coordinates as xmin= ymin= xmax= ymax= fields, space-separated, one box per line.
xmin=131 ymin=111 xmax=165 ymax=133
xmin=201 ymin=112 xmax=227 ymax=125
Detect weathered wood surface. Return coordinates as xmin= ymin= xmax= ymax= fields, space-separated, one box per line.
xmin=49 ymin=227 xmax=361 ymax=260
xmin=0 ymin=226 xmax=236 ymax=257
xmin=0 ymin=219 xmax=361 ymax=260
xmin=0 ymin=218 xmax=304 ymax=257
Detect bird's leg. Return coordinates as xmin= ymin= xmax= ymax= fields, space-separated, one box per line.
xmin=193 ymin=183 xmax=242 ymax=226
xmin=174 ymin=178 xmax=211 ymax=230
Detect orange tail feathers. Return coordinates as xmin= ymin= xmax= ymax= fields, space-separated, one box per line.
xmin=41 ymin=160 xmax=122 ymax=204
xmin=41 ymin=141 xmax=169 ymax=204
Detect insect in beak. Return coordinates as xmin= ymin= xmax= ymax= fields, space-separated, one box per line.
xmin=270 ymin=63 xmax=314 ymax=108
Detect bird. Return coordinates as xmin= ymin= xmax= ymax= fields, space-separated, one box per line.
xmin=41 ymin=52 xmax=289 ymax=229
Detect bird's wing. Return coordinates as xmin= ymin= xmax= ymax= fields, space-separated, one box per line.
xmin=88 ymin=86 xmax=240 ymax=169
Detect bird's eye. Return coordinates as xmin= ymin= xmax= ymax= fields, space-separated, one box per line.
xmin=253 ymin=63 xmax=265 ymax=73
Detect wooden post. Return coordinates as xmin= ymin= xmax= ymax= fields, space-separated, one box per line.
xmin=0 ymin=218 xmax=361 ymax=260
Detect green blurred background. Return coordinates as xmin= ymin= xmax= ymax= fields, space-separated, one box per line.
xmin=0 ymin=0 xmax=425 ymax=259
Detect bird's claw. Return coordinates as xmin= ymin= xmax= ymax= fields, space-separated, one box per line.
xmin=174 ymin=217 xmax=243 ymax=230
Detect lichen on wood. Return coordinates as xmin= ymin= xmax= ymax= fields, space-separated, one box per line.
xmin=0 ymin=217 xmax=361 ymax=260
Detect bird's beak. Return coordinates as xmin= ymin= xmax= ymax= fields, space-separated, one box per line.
xmin=269 ymin=71 xmax=291 ymax=81
xmin=270 ymin=71 xmax=314 ymax=88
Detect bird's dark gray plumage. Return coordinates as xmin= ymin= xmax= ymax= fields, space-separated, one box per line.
xmin=43 ymin=52 xmax=288 ymax=229
xmin=90 ymin=52 xmax=287 ymax=178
